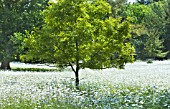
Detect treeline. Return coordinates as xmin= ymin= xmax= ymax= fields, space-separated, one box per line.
xmin=118 ymin=0 xmax=170 ymax=60
xmin=0 ymin=0 xmax=170 ymax=70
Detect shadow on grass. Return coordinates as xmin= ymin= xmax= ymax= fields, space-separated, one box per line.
xmin=11 ymin=68 xmax=63 ymax=72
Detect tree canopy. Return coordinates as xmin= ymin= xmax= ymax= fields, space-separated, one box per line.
xmin=23 ymin=0 xmax=135 ymax=87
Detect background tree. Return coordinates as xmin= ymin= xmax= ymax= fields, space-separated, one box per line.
xmin=162 ymin=0 xmax=170 ymax=58
xmin=22 ymin=0 xmax=135 ymax=88
xmin=121 ymin=2 xmax=168 ymax=60
xmin=107 ymin=0 xmax=127 ymax=18
xmin=0 ymin=0 xmax=48 ymax=69
xmin=144 ymin=29 xmax=168 ymax=59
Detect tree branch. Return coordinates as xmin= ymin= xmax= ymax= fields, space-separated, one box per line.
xmin=69 ymin=62 xmax=76 ymax=73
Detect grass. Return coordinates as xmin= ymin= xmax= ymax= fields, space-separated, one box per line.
xmin=0 ymin=60 xmax=170 ymax=108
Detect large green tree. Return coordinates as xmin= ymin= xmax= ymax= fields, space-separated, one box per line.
xmin=23 ymin=0 xmax=135 ymax=88
xmin=0 ymin=0 xmax=48 ymax=69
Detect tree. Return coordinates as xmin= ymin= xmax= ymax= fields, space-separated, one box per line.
xmin=107 ymin=0 xmax=127 ymax=18
xmin=0 ymin=0 xmax=48 ymax=69
xmin=121 ymin=2 xmax=168 ymax=60
xmin=137 ymin=0 xmax=164 ymax=5
xmin=162 ymin=0 xmax=170 ymax=58
xmin=23 ymin=0 xmax=135 ymax=88
xmin=144 ymin=29 xmax=168 ymax=59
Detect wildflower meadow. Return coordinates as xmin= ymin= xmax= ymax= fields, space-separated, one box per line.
xmin=0 ymin=61 xmax=170 ymax=108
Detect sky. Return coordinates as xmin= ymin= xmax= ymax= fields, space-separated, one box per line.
xmin=128 ymin=0 xmax=137 ymax=3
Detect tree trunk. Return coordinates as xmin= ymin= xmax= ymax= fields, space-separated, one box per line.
xmin=75 ymin=40 xmax=80 ymax=89
xmin=0 ymin=60 xmax=11 ymax=70
xmin=69 ymin=63 xmax=80 ymax=89
xmin=75 ymin=69 xmax=79 ymax=89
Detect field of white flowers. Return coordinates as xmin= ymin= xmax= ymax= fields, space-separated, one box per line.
xmin=0 ymin=61 xmax=170 ymax=108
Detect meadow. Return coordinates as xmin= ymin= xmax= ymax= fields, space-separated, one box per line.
xmin=0 ymin=61 xmax=170 ymax=109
